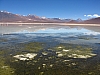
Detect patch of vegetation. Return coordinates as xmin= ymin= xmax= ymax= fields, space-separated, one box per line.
xmin=0 ymin=50 xmax=14 ymax=75
xmin=0 ymin=41 xmax=99 ymax=75
xmin=24 ymin=42 xmax=44 ymax=52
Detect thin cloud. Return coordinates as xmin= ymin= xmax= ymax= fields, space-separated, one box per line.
xmin=87 ymin=15 xmax=92 ymax=17
xmin=84 ymin=15 xmax=86 ymax=16
xmin=84 ymin=14 xmax=100 ymax=18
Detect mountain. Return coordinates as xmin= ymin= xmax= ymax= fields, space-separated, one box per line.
xmin=0 ymin=11 xmax=70 ymax=23
xmin=63 ymin=19 xmax=72 ymax=22
xmin=83 ymin=17 xmax=100 ymax=24
xmin=0 ymin=11 xmax=61 ymax=23
xmin=0 ymin=11 xmax=100 ymax=24
xmin=76 ymin=18 xmax=82 ymax=22
xmin=66 ymin=18 xmax=83 ymax=23
xmin=0 ymin=11 xmax=49 ymax=23
xmin=0 ymin=11 xmax=27 ymax=22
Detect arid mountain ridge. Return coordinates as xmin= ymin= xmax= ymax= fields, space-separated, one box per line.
xmin=0 ymin=11 xmax=100 ymax=24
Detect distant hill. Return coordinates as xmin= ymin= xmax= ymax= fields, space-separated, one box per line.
xmin=0 ymin=11 xmax=27 ymax=22
xmin=82 ymin=17 xmax=100 ymax=24
xmin=0 ymin=11 xmax=100 ymax=24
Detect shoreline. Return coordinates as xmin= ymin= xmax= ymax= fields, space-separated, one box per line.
xmin=0 ymin=22 xmax=100 ymax=26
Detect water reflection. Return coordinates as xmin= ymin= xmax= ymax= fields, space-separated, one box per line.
xmin=0 ymin=24 xmax=100 ymax=75
xmin=0 ymin=24 xmax=92 ymax=34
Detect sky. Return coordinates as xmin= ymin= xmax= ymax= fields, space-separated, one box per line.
xmin=0 ymin=0 xmax=100 ymax=20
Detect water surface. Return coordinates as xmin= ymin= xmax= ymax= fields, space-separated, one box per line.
xmin=0 ymin=24 xmax=100 ymax=75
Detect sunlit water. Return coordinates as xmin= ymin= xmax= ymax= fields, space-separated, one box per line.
xmin=0 ymin=24 xmax=100 ymax=75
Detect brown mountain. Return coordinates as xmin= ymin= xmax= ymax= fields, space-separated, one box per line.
xmin=0 ymin=11 xmax=27 ymax=22
xmin=83 ymin=17 xmax=100 ymax=24
xmin=0 ymin=11 xmax=100 ymax=24
xmin=0 ymin=11 xmax=60 ymax=23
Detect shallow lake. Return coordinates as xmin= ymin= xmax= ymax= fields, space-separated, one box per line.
xmin=0 ymin=24 xmax=100 ymax=75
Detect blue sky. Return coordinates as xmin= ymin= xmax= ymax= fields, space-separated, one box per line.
xmin=0 ymin=0 xmax=100 ymax=20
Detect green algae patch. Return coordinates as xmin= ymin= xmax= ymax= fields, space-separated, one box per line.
xmin=0 ymin=51 xmax=15 ymax=75
xmin=52 ymin=43 xmax=97 ymax=58
xmin=24 ymin=42 xmax=44 ymax=52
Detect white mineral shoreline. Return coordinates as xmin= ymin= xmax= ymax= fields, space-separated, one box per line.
xmin=0 ymin=23 xmax=100 ymax=26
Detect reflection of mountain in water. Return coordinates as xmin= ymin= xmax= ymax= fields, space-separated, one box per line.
xmin=0 ymin=25 xmax=92 ymax=34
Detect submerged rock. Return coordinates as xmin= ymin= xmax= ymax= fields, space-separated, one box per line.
xmin=58 ymin=54 xmax=63 ymax=57
xmin=42 ymin=52 xmax=48 ymax=55
xmin=63 ymin=49 xmax=69 ymax=52
xmin=53 ymin=43 xmax=97 ymax=59
xmin=58 ymin=46 xmax=63 ymax=48
xmin=1 ymin=66 xmax=8 ymax=69
xmin=13 ymin=53 xmax=37 ymax=61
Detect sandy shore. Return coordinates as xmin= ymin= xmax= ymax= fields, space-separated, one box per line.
xmin=0 ymin=23 xmax=100 ymax=26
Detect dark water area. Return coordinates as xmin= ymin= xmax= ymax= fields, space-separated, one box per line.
xmin=0 ymin=24 xmax=100 ymax=75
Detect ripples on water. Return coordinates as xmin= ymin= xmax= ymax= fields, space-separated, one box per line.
xmin=0 ymin=24 xmax=100 ymax=75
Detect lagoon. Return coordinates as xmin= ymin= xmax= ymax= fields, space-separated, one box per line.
xmin=0 ymin=24 xmax=100 ymax=75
